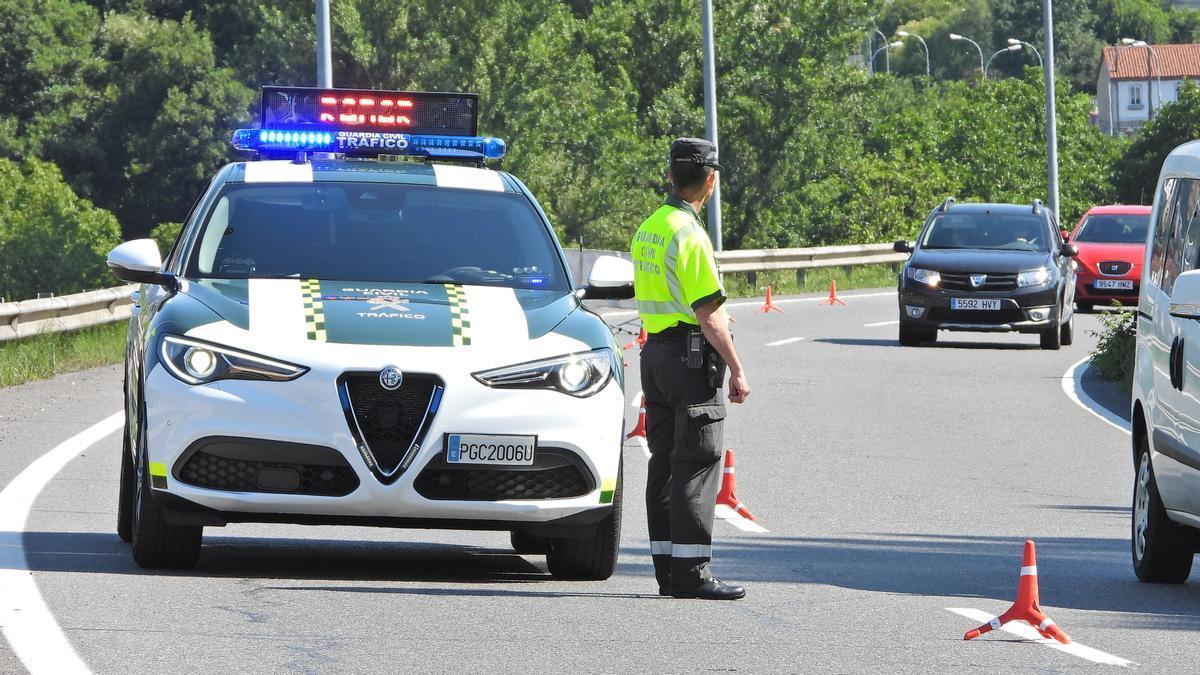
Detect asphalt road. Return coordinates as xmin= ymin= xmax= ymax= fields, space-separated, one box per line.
xmin=2 ymin=289 xmax=1197 ymax=673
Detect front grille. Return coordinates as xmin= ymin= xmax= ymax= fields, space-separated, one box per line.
xmin=178 ymin=451 xmax=359 ymax=496
xmin=340 ymin=373 xmax=441 ymax=480
xmin=1099 ymin=261 xmax=1133 ymax=276
xmin=939 ymin=272 xmax=1018 ymax=292
xmin=929 ymin=308 xmax=1027 ymax=324
xmin=415 ymin=450 xmax=593 ymax=501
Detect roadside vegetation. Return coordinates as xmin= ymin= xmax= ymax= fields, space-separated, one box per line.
xmin=1089 ymin=307 xmax=1137 ymax=388
xmin=724 ymin=265 xmax=898 ymax=299
xmin=0 ymin=323 xmax=125 ymax=388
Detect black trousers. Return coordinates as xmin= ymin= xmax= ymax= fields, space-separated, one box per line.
xmin=640 ymin=337 xmax=726 ymax=588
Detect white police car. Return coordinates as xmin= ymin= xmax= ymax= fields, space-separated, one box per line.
xmin=106 ymin=87 xmax=634 ymax=578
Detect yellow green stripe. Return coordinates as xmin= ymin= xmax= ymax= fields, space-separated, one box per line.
xmin=599 ymin=477 xmax=617 ymax=504
xmin=149 ymin=461 xmax=169 ymax=489
xmin=445 ymin=284 xmax=471 ymax=346
xmin=301 ymin=278 xmax=327 ymax=341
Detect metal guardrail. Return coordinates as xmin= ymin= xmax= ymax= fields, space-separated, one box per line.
xmin=0 ymin=243 xmax=903 ymax=342
xmin=0 ymin=285 xmax=137 ymax=342
xmin=714 ymin=243 xmax=906 ymax=273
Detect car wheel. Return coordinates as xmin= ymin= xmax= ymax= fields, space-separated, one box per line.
xmin=510 ymin=531 xmax=551 ymax=554
xmin=546 ymin=461 xmax=622 ymax=580
xmin=117 ymin=425 xmax=135 ymax=543
xmin=1077 ymin=301 xmax=1093 ymax=313
xmin=1040 ymin=320 xmax=1061 ymax=350
xmin=1060 ymin=311 xmax=1074 ymax=346
xmin=899 ymin=322 xmax=934 ymax=347
xmin=130 ymin=392 xmax=202 ymax=569
xmin=1132 ymin=438 xmax=1195 ymax=583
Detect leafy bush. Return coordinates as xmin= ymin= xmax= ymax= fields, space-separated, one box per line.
xmin=150 ymin=222 xmax=182 ymax=258
xmin=1090 ymin=307 xmax=1137 ymax=387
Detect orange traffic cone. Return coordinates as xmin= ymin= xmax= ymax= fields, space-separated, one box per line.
xmin=757 ymin=286 xmax=783 ymax=314
xmin=963 ymin=540 xmax=1072 ymax=644
xmin=715 ymin=450 xmax=755 ymax=521
xmin=821 ymin=280 xmax=847 ymax=306
xmin=624 ymin=328 xmax=647 ymax=351
xmin=626 ymin=395 xmax=647 ymax=442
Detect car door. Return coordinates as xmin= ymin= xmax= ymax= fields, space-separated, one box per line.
xmin=1149 ymin=176 xmax=1200 ymax=512
xmin=1049 ymin=214 xmax=1075 ymax=312
xmin=1162 ymin=178 xmax=1200 ymax=515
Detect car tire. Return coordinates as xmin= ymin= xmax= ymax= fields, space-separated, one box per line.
xmin=546 ymin=462 xmax=622 ymax=580
xmin=1040 ymin=320 xmax=1061 ymax=350
xmin=1132 ymin=438 xmax=1195 ymax=583
xmin=1077 ymin=301 xmax=1093 ymax=313
xmin=510 ymin=531 xmax=551 ymax=554
xmin=130 ymin=392 xmax=202 ymax=569
xmin=1060 ymin=311 xmax=1074 ymax=346
xmin=117 ymin=426 xmax=135 ymax=543
xmin=899 ymin=322 xmax=934 ymax=347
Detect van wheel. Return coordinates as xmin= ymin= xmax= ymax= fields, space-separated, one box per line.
xmin=546 ymin=463 xmax=621 ymax=580
xmin=1060 ymin=312 xmax=1074 ymax=346
xmin=1040 ymin=321 xmax=1061 ymax=350
xmin=1132 ymin=437 xmax=1195 ymax=583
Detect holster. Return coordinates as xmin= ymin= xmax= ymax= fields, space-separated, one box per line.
xmin=685 ymin=327 xmax=726 ymax=388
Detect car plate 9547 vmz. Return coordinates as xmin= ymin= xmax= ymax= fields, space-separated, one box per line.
xmin=951 ymin=298 xmax=1001 ymax=311
xmin=446 ymin=434 xmax=536 ymax=466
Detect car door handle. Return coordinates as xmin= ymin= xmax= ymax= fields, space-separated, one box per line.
xmin=1170 ymin=337 xmax=1185 ymax=391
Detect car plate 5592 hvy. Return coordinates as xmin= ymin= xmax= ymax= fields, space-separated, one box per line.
xmin=951 ymin=298 xmax=1001 ymax=311
xmin=446 ymin=434 xmax=536 ymax=466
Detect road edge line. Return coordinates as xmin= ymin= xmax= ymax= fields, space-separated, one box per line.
xmin=1060 ymin=356 xmax=1131 ymax=435
xmin=946 ymin=607 xmax=1136 ymax=668
xmin=0 ymin=410 xmax=122 ymax=675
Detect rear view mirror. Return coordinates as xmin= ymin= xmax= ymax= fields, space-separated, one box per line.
xmin=107 ymin=239 xmax=176 ymax=289
xmin=1170 ymin=269 xmax=1200 ymax=320
xmin=893 ymin=240 xmax=913 ymax=254
xmin=1061 ymin=243 xmax=1079 ymax=257
xmin=584 ymin=255 xmax=634 ymax=300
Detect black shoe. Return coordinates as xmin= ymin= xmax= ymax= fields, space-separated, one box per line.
xmin=669 ymin=578 xmax=746 ymax=600
xmin=658 ymin=586 xmax=670 ymax=596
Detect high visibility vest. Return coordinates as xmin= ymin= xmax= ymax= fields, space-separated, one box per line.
xmin=630 ymin=198 xmax=726 ymax=334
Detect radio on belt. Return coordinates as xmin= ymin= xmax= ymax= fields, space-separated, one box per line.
xmin=230 ymin=85 xmax=506 ymax=162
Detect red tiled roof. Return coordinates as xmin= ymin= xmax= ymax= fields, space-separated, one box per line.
xmin=1102 ymin=44 xmax=1200 ymax=80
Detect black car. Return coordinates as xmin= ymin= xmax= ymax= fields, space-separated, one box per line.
xmin=893 ymin=198 xmax=1079 ymax=350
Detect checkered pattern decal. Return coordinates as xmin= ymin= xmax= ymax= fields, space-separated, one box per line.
xmin=445 ymin=284 xmax=471 ymax=346
xmin=301 ymin=278 xmax=327 ymax=341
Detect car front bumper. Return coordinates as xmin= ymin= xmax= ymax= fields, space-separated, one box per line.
xmin=899 ymin=281 xmax=1061 ymax=334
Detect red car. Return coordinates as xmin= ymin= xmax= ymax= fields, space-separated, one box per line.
xmin=1068 ymin=205 xmax=1152 ymax=311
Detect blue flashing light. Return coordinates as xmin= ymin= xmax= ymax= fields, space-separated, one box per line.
xmin=232 ymin=128 xmax=506 ymax=161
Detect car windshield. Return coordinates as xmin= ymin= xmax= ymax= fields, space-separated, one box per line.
xmin=184 ymin=182 xmax=568 ymax=290
xmin=920 ymin=211 xmax=1049 ymax=252
xmin=1073 ymin=213 xmax=1149 ymax=244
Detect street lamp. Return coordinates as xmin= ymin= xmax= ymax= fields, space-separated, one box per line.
xmin=873 ymin=41 xmax=904 ymax=74
xmin=984 ymin=44 xmax=1022 ymax=79
xmin=1122 ymin=38 xmax=1162 ymax=115
xmin=949 ymin=33 xmax=984 ymax=75
xmin=897 ymin=30 xmax=930 ymax=76
xmin=1006 ymin=38 xmax=1043 ymax=67
xmin=872 ymin=28 xmax=890 ymax=75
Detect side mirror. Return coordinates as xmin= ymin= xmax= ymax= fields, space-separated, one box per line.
xmin=1061 ymin=243 xmax=1079 ymax=258
xmin=107 ymin=239 xmax=175 ymax=289
xmin=583 ymin=255 xmax=634 ymax=300
xmin=1170 ymin=269 xmax=1200 ymax=320
xmin=893 ymin=240 xmax=913 ymax=254
xmin=1061 ymin=230 xmax=1070 ymax=242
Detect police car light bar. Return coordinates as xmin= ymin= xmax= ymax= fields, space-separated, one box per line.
xmin=231 ymin=86 xmax=506 ymax=160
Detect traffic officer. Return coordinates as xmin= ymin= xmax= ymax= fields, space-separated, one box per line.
xmin=631 ymin=137 xmax=750 ymax=600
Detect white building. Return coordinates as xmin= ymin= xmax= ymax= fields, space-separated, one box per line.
xmin=1096 ymin=44 xmax=1200 ymax=135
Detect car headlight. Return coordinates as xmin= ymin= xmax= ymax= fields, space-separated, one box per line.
xmin=906 ymin=267 xmax=941 ymax=288
xmin=1018 ymin=268 xmax=1052 ymax=288
xmin=473 ymin=348 xmax=616 ymax=398
xmin=159 ymin=335 xmax=308 ymax=385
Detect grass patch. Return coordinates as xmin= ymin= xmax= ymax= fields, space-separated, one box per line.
xmin=0 ymin=322 xmax=126 ymax=388
xmin=724 ymin=263 xmax=899 ymax=298
xmin=1089 ymin=307 xmax=1136 ymax=389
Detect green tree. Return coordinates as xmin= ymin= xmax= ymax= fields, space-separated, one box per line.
xmin=0 ymin=158 xmax=122 ymax=301
xmin=1113 ymin=81 xmax=1200 ymax=204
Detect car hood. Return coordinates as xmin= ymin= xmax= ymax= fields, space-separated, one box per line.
xmin=909 ymin=249 xmax=1053 ymax=273
xmin=1074 ymin=242 xmax=1144 ymax=265
xmin=181 ymin=278 xmax=582 ymax=348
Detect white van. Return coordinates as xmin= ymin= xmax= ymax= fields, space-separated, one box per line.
xmin=1131 ymin=140 xmax=1200 ymax=583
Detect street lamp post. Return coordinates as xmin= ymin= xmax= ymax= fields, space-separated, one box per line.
xmin=700 ymin=0 xmax=722 ymax=250
xmin=316 ymin=0 xmax=332 ymax=87
xmin=1123 ymin=39 xmax=1162 ymax=116
xmin=984 ymin=44 xmax=1022 ymax=79
xmin=1044 ymin=0 xmax=1060 ymax=221
xmin=897 ymin=30 xmax=930 ymax=76
xmin=872 ymin=41 xmax=903 ymax=74
xmin=1007 ymin=38 xmax=1043 ymax=67
xmin=949 ymin=33 xmax=984 ymax=75
xmin=873 ymin=28 xmax=889 ymax=75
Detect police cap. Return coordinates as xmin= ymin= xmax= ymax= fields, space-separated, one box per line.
xmin=670 ymin=137 xmax=722 ymax=171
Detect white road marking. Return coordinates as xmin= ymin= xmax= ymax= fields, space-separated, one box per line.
xmin=714 ymin=504 xmax=769 ymax=533
xmin=601 ymin=290 xmax=898 ymax=320
xmin=1 ymin=411 xmax=122 ymax=675
xmin=946 ymin=608 xmax=1135 ymax=668
xmin=626 ymin=435 xmax=650 ymax=459
xmin=1061 ymin=356 xmax=1131 ymax=435
xmin=864 ymin=320 xmax=899 ymax=328
xmin=766 ymin=337 xmax=804 ymax=347
xmin=631 ymin=390 xmax=643 ymax=408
